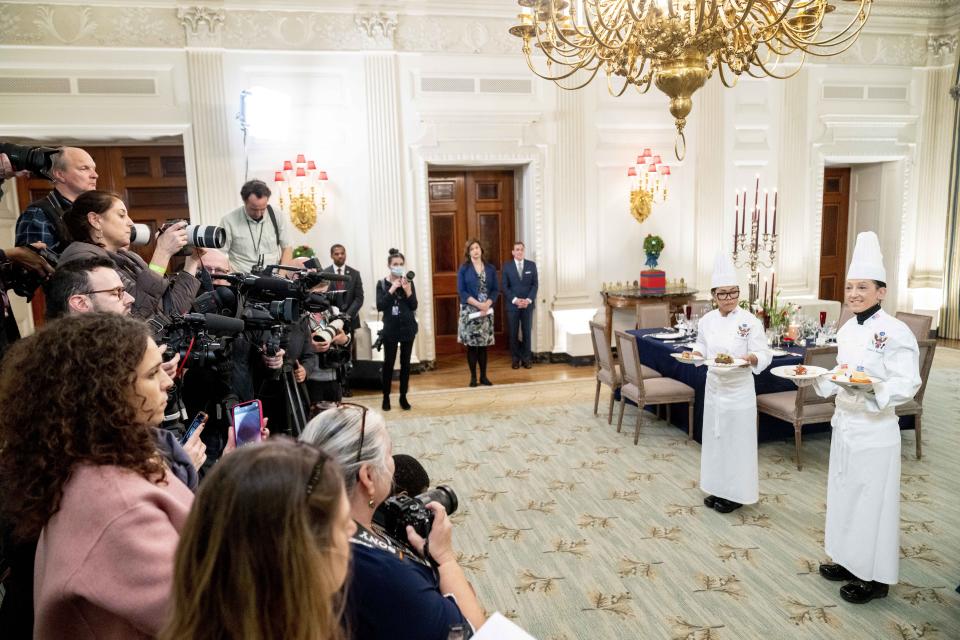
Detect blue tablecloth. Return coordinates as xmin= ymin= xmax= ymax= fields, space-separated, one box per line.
xmin=626 ymin=328 xmax=913 ymax=443
xmin=626 ymin=328 xmax=826 ymax=443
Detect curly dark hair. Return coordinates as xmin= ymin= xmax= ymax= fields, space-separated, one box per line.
xmin=0 ymin=313 xmax=166 ymax=540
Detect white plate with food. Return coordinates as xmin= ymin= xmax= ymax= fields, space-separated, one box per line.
xmin=670 ymin=351 xmax=704 ymax=364
xmin=649 ymin=332 xmax=685 ymax=340
xmin=770 ymin=364 xmax=829 ymax=380
xmin=704 ymin=356 xmax=749 ymax=370
xmin=828 ymin=371 xmax=880 ymax=390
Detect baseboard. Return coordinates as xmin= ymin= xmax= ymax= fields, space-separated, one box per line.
xmin=549 ymin=352 xmax=595 ymax=367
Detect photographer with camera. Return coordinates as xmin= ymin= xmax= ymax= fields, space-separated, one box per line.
xmin=304 ymin=277 xmax=351 ymax=406
xmin=377 ymin=248 xmax=418 ymax=411
xmin=220 ymin=180 xmax=293 ymax=273
xmin=300 ymin=405 xmax=485 ymax=640
xmin=13 ymin=146 xmax=97 ymax=253
xmin=59 ymin=190 xmax=201 ymax=319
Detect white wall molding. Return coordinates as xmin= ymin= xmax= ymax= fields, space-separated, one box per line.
xmin=408 ymin=145 xmax=548 ymax=359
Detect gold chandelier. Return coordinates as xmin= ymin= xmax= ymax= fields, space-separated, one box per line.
xmin=510 ymin=0 xmax=873 ymax=160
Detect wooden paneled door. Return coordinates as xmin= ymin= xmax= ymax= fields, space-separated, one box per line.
xmin=428 ymin=170 xmax=516 ymax=356
xmin=818 ymin=167 xmax=851 ymax=302
xmin=15 ymin=144 xmax=188 ymax=324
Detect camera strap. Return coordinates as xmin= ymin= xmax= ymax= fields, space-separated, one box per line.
xmin=351 ymin=522 xmax=433 ymax=570
xmin=266 ymin=205 xmax=281 ymax=248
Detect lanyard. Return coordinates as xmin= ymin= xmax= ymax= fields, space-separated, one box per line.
xmin=244 ymin=216 xmax=266 ymax=259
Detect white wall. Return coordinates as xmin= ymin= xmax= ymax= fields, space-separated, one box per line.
xmin=0 ymin=2 xmax=956 ymax=354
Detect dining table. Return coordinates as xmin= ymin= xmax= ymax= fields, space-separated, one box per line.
xmin=626 ymin=327 xmax=913 ymax=443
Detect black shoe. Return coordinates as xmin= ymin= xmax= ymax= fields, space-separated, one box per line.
xmin=522 ymin=361 xmax=533 ymax=369
xmin=382 ymin=396 xmax=391 ymax=411
xmin=819 ymin=563 xmax=856 ymax=582
xmin=512 ymin=362 xmax=520 ymax=369
xmin=342 ymin=386 xmax=353 ymax=398
xmin=840 ymin=580 xmax=888 ymax=604
xmin=712 ymin=498 xmax=743 ymax=513
xmin=480 ymin=377 xmax=493 ymax=386
xmin=469 ymin=378 xmax=478 ymax=388
xmin=703 ymin=495 xmax=718 ymax=509
xmin=399 ymin=395 xmax=411 ymax=410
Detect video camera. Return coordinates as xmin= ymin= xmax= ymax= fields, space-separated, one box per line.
xmin=150 ymin=312 xmax=244 ymax=369
xmin=7 ymin=244 xmax=58 ymax=301
xmin=376 ymin=485 xmax=459 ymax=541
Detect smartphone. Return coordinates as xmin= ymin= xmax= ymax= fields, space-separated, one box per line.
xmin=179 ymin=411 xmax=208 ymax=446
xmin=231 ymin=400 xmax=263 ymax=447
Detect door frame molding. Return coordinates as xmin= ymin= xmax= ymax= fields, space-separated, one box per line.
xmin=411 ymin=146 xmax=547 ymax=362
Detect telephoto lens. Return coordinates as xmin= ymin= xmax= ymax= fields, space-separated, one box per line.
xmin=186 ymin=225 xmax=226 ymax=249
xmin=130 ymin=224 xmax=151 ymax=246
xmin=417 ymin=485 xmax=458 ymax=517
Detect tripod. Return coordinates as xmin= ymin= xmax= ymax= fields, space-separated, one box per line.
xmin=278 ymin=362 xmax=310 ymax=437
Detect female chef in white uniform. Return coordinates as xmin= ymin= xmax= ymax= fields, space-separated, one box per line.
xmin=691 ymin=253 xmax=772 ymax=514
xmin=808 ymin=231 xmax=920 ymax=604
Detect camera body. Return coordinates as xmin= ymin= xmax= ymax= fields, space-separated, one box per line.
xmin=0 ymin=143 xmax=57 ymax=178
xmin=377 ymin=485 xmax=458 ymax=542
xmin=150 ymin=312 xmax=243 ymax=369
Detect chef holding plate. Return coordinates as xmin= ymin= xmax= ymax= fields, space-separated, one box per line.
xmin=690 ymin=253 xmax=772 ymax=514
xmin=799 ymin=231 xmax=920 ymax=604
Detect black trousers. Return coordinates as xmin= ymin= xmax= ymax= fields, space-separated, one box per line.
xmin=507 ymin=308 xmax=533 ymax=363
xmin=382 ymin=339 xmax=414 ymax=396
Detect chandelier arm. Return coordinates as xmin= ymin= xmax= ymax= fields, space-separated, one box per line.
xmin=589 ymin=0 xmax=632 ymax=36
xmin=560 ymin=61 xmax=604 ymax=90
xmin=750 ymin=50 xmax=804 ymax=80
xmin=606 ymin=68 xmax=633 ymax=97
xmin=522 ymin=46 xmax=601 ymax=82
xmin=716 ymin=61 xmax=740 ymax=88
xmin=796 ymin=12 xmax=872 ymax=50
xmin=633 ymin=69 xmax=654 ymax=94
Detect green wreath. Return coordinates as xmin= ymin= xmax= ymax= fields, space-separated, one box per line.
xmin=643 ymin=234 xmax=664 ymax=255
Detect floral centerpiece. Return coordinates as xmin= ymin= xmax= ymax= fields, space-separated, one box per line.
xmin=292 ymin=245 xmax=316 ymax=259
xmin=742 ymin=289 xmax=796 ymax=331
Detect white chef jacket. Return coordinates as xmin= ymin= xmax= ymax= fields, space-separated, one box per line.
xmin=694 ymin=307 xmax=772 ymax=504
xmin=813 ymin=308 xmax=920 ymax=584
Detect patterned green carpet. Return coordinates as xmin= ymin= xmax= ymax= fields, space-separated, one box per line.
xmin=380 ymin=349 xmax=960 ymax=640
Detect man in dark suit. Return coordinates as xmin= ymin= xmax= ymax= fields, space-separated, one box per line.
xmin=323 ymin=243 xmax=364 ymax=395
xmin=502 ymin=241 xmax=538 ymax=369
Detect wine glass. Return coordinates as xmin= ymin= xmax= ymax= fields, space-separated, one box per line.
xmin=675 ymin=313 xmax=685 ymax=333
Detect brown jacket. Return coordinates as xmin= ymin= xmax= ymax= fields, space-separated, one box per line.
xmin=58 ymin=242 xmax=200 ymax=319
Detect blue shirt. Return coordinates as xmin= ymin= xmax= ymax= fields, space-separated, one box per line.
xmin=345 ymin=529 xmax=467 ymax=640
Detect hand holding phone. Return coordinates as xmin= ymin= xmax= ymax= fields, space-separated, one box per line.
xmin=179 ymin=411 xmax=208 ymax=446
xmin=231 ymin=400 xmax=263 ymax=447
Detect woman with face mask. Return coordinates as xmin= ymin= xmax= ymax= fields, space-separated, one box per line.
xmin=691 ymin=253 xmax=772 ymax=515
xmin=376 ymin=248 xmax=418 ymax=411
xmin=803 ymin=232 xmax=921 ymax=604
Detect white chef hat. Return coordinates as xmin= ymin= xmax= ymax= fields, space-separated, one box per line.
xmin=710 ymin=252 xmax=738 ymax=289
xmin=846 ymin=231 xmax=886 ymax=283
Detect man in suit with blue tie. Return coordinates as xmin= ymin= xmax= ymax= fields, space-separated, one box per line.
xmin=502 ymin=241 xmax=538 ymax=369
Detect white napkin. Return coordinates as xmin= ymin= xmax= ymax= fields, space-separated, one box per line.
xmin=472 ymin=613 xmax=537 ymax=639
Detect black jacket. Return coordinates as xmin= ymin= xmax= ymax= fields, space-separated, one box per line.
xmin=323 ymin=264 xmax=363 ymax=330
xmin=377 ymin=278 xmax=418 ymax=343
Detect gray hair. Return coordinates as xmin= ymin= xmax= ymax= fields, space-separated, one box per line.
xmin=50 ymin=147 xmax=70 ymax=175
xmin=299 ymin=406 xmax=391 ymax=493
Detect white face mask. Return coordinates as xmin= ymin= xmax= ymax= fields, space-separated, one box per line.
xmin=390 ymin=266 xmax=404 ymax=277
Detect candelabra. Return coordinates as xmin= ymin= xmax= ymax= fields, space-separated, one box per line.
xmin=274 ymin=154 xmax=329 ymax=233
xmin=627 ymin=148 xmax=670 ymax=223
xmin=732 ymin=176 xmax=778 ymax=305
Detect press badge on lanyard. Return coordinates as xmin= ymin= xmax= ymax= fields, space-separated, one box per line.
xmin=392 ymin=304 xmax=400 ymax=316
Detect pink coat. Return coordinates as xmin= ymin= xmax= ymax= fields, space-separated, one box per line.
xmin=33 ymin=464 xmax=194 ymax=639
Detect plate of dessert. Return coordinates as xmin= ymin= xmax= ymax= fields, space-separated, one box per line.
xmin=671 ymin=351 xmax=704 ymax=364
xmin=770 ymin=364 xmax=829 ymax=380
xmin=828 ymin=366 xmax=879 ymax=389
xmin=705 ymin=353 xmax=749 ymax=369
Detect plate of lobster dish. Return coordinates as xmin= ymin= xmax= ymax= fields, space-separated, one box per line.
xmin=671 ymin=351 xmax=705 ymax=364
xmin=829 ymin=365 xmax=880 ymax=390
xmin=770 ymin=364 xmax=829 ymax=380
xmin=704 ymin=353 xmax=749 ymax=370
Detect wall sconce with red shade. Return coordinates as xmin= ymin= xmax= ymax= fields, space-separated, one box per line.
xmin=274 ymin=154 xmax=329 ymax=233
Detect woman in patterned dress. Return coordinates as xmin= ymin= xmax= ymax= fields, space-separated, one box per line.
xmin=456 ymin=239 xmax=499 ymax=387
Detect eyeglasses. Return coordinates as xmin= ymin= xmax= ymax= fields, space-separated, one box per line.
xmin=82 ymin=286 xmax=126 ymax=301
xmin=715 ymin=289 xmax=740 ymax=300
xmin=338 ymin=402 xmax=369 ymax=463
